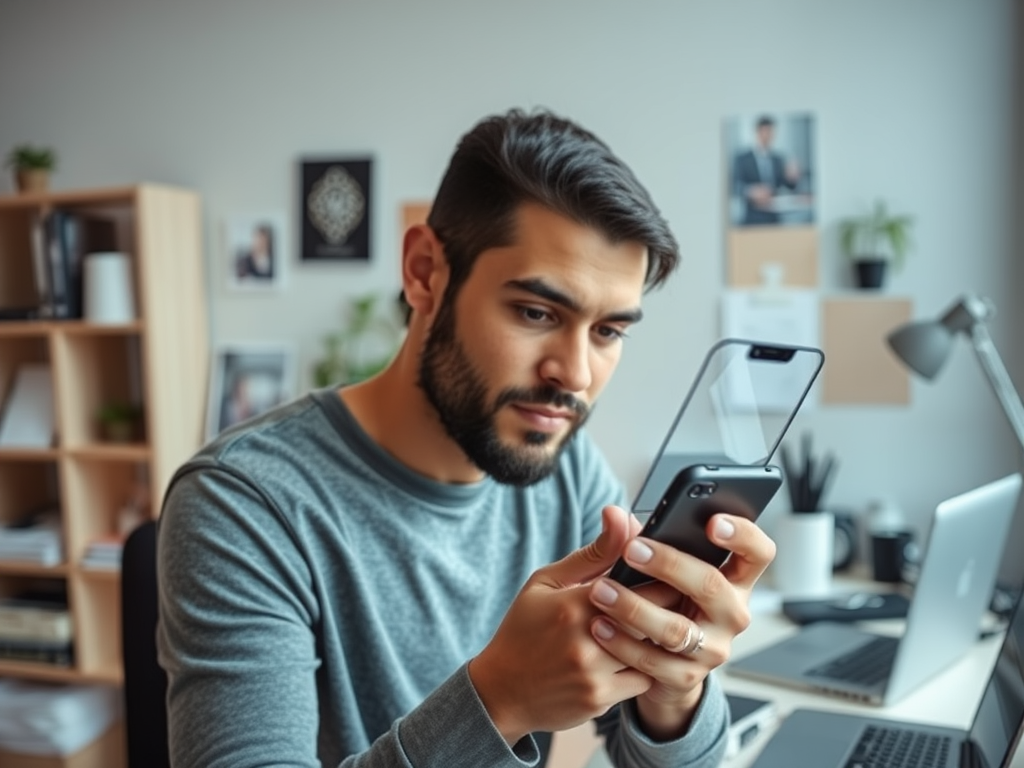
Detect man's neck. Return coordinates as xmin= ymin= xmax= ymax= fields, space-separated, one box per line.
xmin=339 ymin=345 xmax=485 ymax=485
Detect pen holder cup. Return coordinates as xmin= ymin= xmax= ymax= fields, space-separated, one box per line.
xmin=771 ymin=511 xmax=834 ymax=598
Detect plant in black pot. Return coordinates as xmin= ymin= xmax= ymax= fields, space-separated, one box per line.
xmin=839 ymin=199 xmax=913 ymax=290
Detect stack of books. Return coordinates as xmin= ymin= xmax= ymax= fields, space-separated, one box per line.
xmin=0 ymin=514 xmax=63 ymax=567
xmin=80 ymin=535 xmax=124 ymax=571
xmin=0 ymin=590 xmax=73 ymax=667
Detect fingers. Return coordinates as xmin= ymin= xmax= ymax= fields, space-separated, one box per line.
xmin=590 ymin=613 xmax=720 ymax=687
xmin=540 ymin=505 xmax=634 ymax=589
xmin=590 ymin=576 xmax=727 ymax=666
xmin=596 ymin=513 xmax=775 ymax=630
xmin=716 ymin=514 xmax=776 ymax=589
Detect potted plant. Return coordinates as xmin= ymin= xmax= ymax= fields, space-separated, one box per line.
xmin=838 ymin=199 xmax=913 ymax=289
xmin=5 ymin=144 xmax=57 ymax=193
xmin=96 ymin=401 xmax=144 ymax=443
xmin=311 ymin=292 xmax=405 ymax=387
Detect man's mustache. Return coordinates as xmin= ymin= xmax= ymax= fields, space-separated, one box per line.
xmin=494 ymin=386 xmax=589 ymax=419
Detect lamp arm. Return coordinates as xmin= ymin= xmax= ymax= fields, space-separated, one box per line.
xmin=968 ymin=323 xmax=1024 ymax=455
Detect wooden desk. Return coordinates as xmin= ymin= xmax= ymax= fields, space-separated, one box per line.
xmin=549 ymin=579 xmax=1023 ymax=768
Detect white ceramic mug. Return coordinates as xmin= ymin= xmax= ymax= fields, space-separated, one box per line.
xmin=771 ymin=511 xmax=835 ymax=598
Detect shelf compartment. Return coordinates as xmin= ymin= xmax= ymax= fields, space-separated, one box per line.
xmin=51 ymin=331 xmax=146 ymax=447
xmin=59 ymin=456 xmax=147 ymax=563
xmin=69 ymin=575 xmax=120 ymax=678
xmin=0 ymin=459 xmax=59 ymax=526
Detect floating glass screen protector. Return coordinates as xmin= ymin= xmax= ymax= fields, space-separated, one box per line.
xmin=633 ymin=338 xmax=823 ymax=514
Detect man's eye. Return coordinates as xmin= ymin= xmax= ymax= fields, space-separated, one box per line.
xmin=519 ymin=306 xmax=551 ymax=323
xmin=595 ymin=326 xmax=627 ymax=342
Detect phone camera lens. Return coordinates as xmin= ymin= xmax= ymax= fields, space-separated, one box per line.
xmin=687 ymin=483 xmax=718 ymax=499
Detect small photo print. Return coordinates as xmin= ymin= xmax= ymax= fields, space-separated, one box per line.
xmin=225 ymin=212 xmax=287 ymax=291
xmin=725 ymin=112 xmax=816 ymax=228
xmin=207 ymin=344 xmax=295 ymax=440
xmin=300 ymin=158 xmax=372 ymax=262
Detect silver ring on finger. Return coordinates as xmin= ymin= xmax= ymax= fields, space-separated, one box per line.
xmin=688 ymin=627 xmax=706 ymax=655
xmin=664 ymin=624 xmax=704 ymax=655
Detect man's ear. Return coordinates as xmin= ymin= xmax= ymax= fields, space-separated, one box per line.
xmin=401 ymin=224 xmax=449 ymax=320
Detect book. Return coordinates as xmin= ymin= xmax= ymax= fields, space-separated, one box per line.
xmin=45 ymin=211 xmax=69 ymax=319
xmin=80 ymin=534 xmax=124 ymax=571
xmin=0 ymin=638 xmax=73 ymax=666
xmin=29 ymin=212 xmax=52 ymax=318
xmin=0 ymin=598 xmax=71 ymax=643
xmin=0 ymin=511 xmax=63 ymax=566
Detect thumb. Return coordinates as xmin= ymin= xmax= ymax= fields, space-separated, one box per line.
xmin=540 ymin=505 xmax=631 ymax=589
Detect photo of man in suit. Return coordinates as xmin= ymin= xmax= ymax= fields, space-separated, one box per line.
xmin=730 ymin=114 xmax=813 ymax=227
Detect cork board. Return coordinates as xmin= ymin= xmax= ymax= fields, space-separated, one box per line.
xmin=400 ymin=201 xmax=431 ymax=234
xmin=821 ymin=297 xmax=913 ymax=405
xmin=727 ymin=226 xmax=818 ymax=287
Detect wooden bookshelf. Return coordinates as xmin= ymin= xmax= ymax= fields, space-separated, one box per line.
xmin=0 ymin=184 xmax=208 ymax=689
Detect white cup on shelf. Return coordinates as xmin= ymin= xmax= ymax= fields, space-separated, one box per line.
xmin=84 ymin=251 xmax=136 ymax=324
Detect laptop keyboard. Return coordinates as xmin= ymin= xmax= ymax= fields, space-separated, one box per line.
xmin=806 ymin=635 xmax=899 ymax=687
xmin=843 ymin=724 xmax=952 ymax=768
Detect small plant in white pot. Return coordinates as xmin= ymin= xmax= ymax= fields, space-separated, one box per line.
xmin=839 ymin=199 xmax=913 ymax=289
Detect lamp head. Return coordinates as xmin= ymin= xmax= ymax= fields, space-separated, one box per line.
xmin=886 ymin=294 xmax=995 ymax=380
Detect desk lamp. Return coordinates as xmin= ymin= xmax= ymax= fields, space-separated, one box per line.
xmin=887 ymin=294 xmax=1024 ymax=454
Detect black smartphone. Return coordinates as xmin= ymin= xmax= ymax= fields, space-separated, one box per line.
xmin=608 ymin=464 xmax=783 ymax=588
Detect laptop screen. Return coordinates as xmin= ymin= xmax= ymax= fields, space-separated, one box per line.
xmin=967 ymin=594 xmax=1024 ymax=767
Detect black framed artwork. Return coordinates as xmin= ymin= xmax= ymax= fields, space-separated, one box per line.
xmin=300 ymin=157 xmax=372 ymax=262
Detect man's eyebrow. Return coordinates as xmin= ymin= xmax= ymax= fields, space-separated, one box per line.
xmin=505 ymin=278 xmax=644 ymax=324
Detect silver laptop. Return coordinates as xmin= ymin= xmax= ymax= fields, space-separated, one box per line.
xmin=749 ymin=581 xmax=1024 ymax=768
xmin=729 ymin=473 xmax=1022 ymax=706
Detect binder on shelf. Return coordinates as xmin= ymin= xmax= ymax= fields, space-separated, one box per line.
xmin=29 ymin=213 xmax=52 ymax=318
xmin=29 ymin=209 xmax=118 ymax=320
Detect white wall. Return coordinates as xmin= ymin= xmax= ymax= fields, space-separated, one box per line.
xmin=1 ymin=0 xmax=1019 ymax=544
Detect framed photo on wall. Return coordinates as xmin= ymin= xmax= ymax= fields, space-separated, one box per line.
xmin=206 ymin=343 xmax=296 ymax=440
xmin=725 ymin=112 xmax=816 ymax=229
xmin=224 ymin=212 xmax=287 ymax=291
xmin=300 ymin=157 xmax=372 ymax=262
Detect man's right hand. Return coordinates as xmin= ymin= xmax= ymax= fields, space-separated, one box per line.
xmin=468 ymin=505 xmax=650 ymax=745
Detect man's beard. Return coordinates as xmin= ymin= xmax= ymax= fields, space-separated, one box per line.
xmin=418 ymin=302 xmax=590 ymax=487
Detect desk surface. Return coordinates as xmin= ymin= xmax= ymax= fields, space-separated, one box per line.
xmin=556 ymin=575 xmax=1023 ymax=768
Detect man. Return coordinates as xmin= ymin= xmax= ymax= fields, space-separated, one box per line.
xmin=733 ymin=115 xmax=801 ymax=225
xmin=158 ymin=109 xmax=776 ymax=767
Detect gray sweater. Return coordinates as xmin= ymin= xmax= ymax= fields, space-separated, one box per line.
xmin=157 ymin=388 xmax=728 ymax=768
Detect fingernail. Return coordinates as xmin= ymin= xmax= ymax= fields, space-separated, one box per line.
xmin=713 ymin=517 xmax=735 ymax=540
xmin=592 ymin=579 xmax=618 ymax=606
xmin=627 ymin=539 xmax=653 ymax=564
xmin=593 ymin=619 xmax=616 ymax=641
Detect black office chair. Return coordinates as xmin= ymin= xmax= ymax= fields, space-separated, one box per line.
xmin=121 ymin=519 xmax=170 ymax=768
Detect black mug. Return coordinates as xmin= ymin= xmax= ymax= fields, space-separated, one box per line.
xmin=871 ymin=530 xmax=914 ymax=583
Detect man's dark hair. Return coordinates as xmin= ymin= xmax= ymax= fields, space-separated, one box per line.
xmin=756 ymin=115 xmax=775 ymax=130
xmin=426 ymin=108 xmax=679 ymax=299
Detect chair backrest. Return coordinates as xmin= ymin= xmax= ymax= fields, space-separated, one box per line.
xmin=121 ymin=519 xmax=170 ymax=768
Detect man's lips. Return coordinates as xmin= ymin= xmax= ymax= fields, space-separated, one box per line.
xmin=511 ymin=404 xmax=576 ymax=431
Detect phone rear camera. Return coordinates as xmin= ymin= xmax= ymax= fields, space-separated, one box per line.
xmin=687 ymin=483 xmax=717 ymax=499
